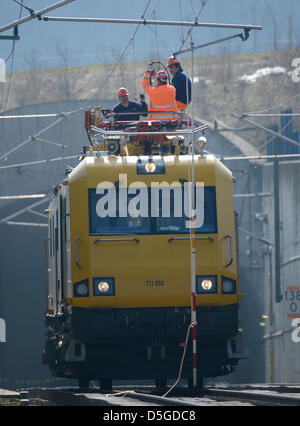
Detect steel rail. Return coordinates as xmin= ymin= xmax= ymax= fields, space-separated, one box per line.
xmin=207 ymin=387 xmax=300 ymax=406
xmin=27 ymin=387 xmax=199 ymax=406
xmin=125 ymin=391 xmax=200 ymax=406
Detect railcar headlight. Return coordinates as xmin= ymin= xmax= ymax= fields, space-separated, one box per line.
xmin=93 ymin=277 xmax=115 ymax=296
xmin=194 ymin=136 xmax=207 ymax=153
xmin=222 ymin=277 xmax=236 ymax=294
xmin=136 ymin=159 xmax=165 ymax=175
xmin=74 ymin=279 xmax=89 ymax=297
xmin=196 ymin=275 xmax=217 ymax=294
xmin=98 ymin=281 xmax=110 ymax=293
xmin=145 ymin=161 xmax=156 ymax=173
xmin=201 ymin=280 xmax=213 ymax=290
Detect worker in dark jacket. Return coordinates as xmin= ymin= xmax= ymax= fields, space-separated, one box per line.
xmin=112 ymin=87 xmax=148 ymax=121
xmin=167 ymin=56 xmax=192 ymax=111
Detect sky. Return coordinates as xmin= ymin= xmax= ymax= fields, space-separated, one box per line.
xmin=0 ymin=0 xmax=300 ymax=71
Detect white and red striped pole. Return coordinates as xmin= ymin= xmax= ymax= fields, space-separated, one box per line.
xmin=190 ymin=40 xmax=198 ymax=388
xmin=191 ymin=227 xmax=197 ymax=387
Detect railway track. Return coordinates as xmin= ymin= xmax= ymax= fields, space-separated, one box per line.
xmin=23 ymin=384 xmax=300 ymax=406
xmin=206 ymin=386 xmax=300 ymax=406
xmin=27 ymin=387 xmax=199 ymax=406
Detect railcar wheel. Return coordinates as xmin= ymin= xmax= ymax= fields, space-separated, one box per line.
xmin=99 ymin=379 xmax=112 ymax=390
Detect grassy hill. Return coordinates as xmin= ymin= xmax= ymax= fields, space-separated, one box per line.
xmin=1 ymin=48 xmax=300 ymax=150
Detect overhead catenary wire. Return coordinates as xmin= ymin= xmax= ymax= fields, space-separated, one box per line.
xmin=0 ymin=1 xmax=154 ymax=173
xmin=145 ymin=25 xmax=174 ymax=56
xmin=0 ymin=194 xmax=46 ymax=200
xmin=257 ymin=115 xmax=296 ymax=150
xmin=0 ymin=154 xmax=78 ymax=171
xmin=176 ymin=0 xmax=209 ymax=53
xmin=12 ymin=0 xmax=32 ymax=15
xmin=178 ymin=0 xmax=185 ymax=46
xmin=244 ymin=91 xmax=300 ymax=116
xmin=81 ymin=0 xmax=153 ymax=106
xmin=221 ymin=154 xmax=300 ymax=161
xmin=188 ymin=0 xmax=196 ymax=16
xmin=0 ymin=110 xmax=77 ymax=161
xmin=1 ymin=0 xmax=23 ymax=112
xmin=242 ymin=113 xmax=300 ymax=118
xmin=0 ymin=3 xmax=265 ymax=182
xmin=0 ymin=154 xmax=78 ymax=170
xmin=5 ymin=221 xmax=47 ymax=227
xmin=0 ymin=113 xmax=69 ymax=119
xmin=232 ymin=113 xmax=300 ymax=148
xmin=152 ymin=8 xmax=160 ymax=60
xmin=0 ymin=197 xmax=48 ymax=224
xmin=3 ymin=144 xmax=297 ymax=171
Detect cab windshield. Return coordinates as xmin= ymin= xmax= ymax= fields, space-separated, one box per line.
xmin=88 ymin=186 xmax=217 ymax=235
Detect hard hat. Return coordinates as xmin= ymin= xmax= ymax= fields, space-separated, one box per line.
xmin=118 ymin=87 xmax=129 ymax=96
xmin=155 ymin=70 xmax=168 ymax=81
xmin=167 ymin=56 xmax=181 ymax=67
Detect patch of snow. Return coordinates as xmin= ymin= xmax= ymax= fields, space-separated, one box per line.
xmin=193 ymin=76 xmax=205 ymax=83
xmin=239 ymin=66 xmax=286 ymax=83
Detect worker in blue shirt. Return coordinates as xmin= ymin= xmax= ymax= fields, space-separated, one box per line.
xmin=167 ymin=56 xmax=192 ymax=111
xmin=112 ymin=87 xmax=148 ymax=121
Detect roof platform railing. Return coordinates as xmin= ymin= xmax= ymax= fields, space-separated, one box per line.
xmin=90 ymin=123 xmax=208 ymax=138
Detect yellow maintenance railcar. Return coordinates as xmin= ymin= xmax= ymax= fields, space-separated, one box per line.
xmin=42 ymin=112 xmax=243 ymax=389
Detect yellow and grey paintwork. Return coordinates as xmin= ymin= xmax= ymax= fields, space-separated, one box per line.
xmin=60 ymin=153 xmax=241 ymax=309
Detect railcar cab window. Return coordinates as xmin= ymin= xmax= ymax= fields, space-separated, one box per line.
xmin=156 ymin=187 xmax=217 ymax=234
xmin=88 ymin=187 xmax=217 ymax=235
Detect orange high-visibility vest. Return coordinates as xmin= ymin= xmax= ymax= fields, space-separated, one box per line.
xmin=176 ymin=100 xmax=188 ymax=111
xmin=142 ymin=72 xmax=179 ymax=121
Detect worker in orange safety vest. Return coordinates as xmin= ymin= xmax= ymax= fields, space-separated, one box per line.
xmin=142 ymin=65 xmax=178 ymax=121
